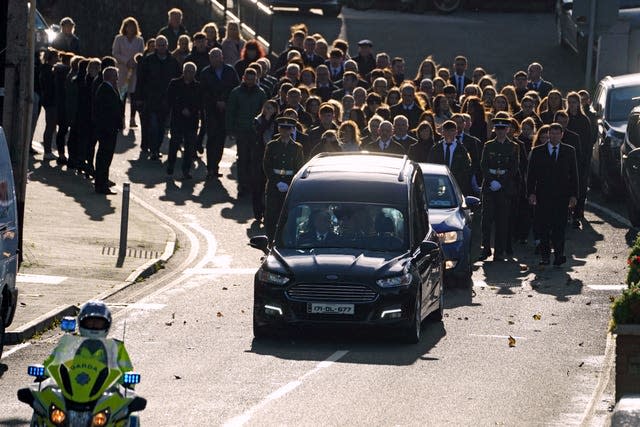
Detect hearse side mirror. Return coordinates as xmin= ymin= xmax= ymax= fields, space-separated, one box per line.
xmin=464 ymin=196 xmax=481 ymax=209
xmin=249 ymin=235 xmax=270 ymax=254
xmin=420 ymin=240 xmax=439 ymax=255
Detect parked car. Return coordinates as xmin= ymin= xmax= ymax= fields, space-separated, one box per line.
xmin=556 ymin=0 xmax=640 ymax=57
xmin=249 ymin=153 xmax=443 ymax=343
xmin=420 ymin=163 xmax=479 ymax=287
xmin=622 ymin=106 xmax=640 ymax=225
xmin=0 ymin=127 xmax=19 ymax=358
xmin=267 ymin=0 xmax=342 ymax=17
xmin=590 ymin=73 xmax=640 ymax=199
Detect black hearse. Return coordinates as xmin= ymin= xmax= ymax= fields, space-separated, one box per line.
xmin=249 ymin=153 xmax=444 ymax=343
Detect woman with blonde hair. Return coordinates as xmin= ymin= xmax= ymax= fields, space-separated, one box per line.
xmin=172 ymin=34 xmax=191 ymax=66
xmin=500 ymin=85 xmax=521 ymax=114
xmin=414 ymin=57 xmax=438 ymax=87
xmin=337 ymin=120 xmax=361 ymax=152
xmin=539 ymin=89 xmax=564 ymax=124
xmin=221 ymin=22 xmax=245 ymax=65
xmin=112 ymin=16 xmax=144 ymax=127
xmin=201 ymin=23 xmax=221 ymax=50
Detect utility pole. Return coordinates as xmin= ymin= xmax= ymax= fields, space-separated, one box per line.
xmin=2 ymin=0 xmax=35 ymax=265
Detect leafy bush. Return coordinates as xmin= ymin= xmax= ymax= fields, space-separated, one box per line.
xmin=627 ymin=233 xmax=640 ymax=287
xmin=611 ymin=286 xmax=640 ymax=330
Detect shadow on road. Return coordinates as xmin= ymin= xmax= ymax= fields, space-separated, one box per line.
xmin=0 ymin=418 xmax=28 ymax=426
xmin=28 ymin=159 xmax=115 ymax=221
xmin=247 ymin=321 xmax=446 ymax=366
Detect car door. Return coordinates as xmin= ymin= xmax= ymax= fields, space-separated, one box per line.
xmin=410 ymin=173 xmax=436 ymax=317
xmin=592 ymin=84 xmax=607 ymax=176
xmin=0 ymin=129 xmax=18 ymax=310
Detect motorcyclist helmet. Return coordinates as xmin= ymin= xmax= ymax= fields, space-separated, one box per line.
xmin=78 ymin=300 xmax=112 ymax=339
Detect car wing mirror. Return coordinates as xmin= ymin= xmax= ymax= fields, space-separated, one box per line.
xmin=463 ymin=196 xmax=481 ymax=209
xmin=420 ymin=240 xmax=439 ymax=256
xmin=249 ymin=235 xmax=270 ymax=254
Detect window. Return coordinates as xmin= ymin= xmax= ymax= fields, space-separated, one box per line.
xmin=628 ymin=114 xmax=640 ymax=147
xmin=278 ymin=202 xmax=407 ymax=252
xmin=423 ymin=174 xmax=458 ymax=209
xmin=0 ymin=178 xmax=14 ymax=220
xmin=607 ymin=85 xmax=640 ymax=122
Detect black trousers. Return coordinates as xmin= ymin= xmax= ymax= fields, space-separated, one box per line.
xmin=167 ymin=124 xmax=197 ymax=174
xmin=206 ymin=111 xmax=226 ymax=173
xmin=481 ymin=190 xmax=510 ymax=255
xmin=535 ymin=196 xmax=569 ymax=259
xmin=55 ymin=115 xmax=69 ymax=157
xmin=95 ymin=130 xmax=117 ymax=191
xmin=574 ymin=158 xmax=589 ymax=219
xmin=251 ymin=141 xmax=266 ymax=218
xmin=42 ymin=106 xmax=57 ymax=153
xmin=235 ymin=130 xmax=256 ymax=191
xmin=264 ymin=185 xmax=287 ymax=240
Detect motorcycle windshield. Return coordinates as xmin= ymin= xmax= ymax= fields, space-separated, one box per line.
xmin=46 ymin=335 xmax=125 ymax=404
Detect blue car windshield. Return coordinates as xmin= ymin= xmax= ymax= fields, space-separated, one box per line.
xmin=620 ymin=0 xmax=640 ymax=8
xmin=277 ymin=202 xmax=407 ymax=252
xmin=424 ymin=174 xmax=458 ymax=209
xmin=608 ymin=86 xmax=640 ymax=122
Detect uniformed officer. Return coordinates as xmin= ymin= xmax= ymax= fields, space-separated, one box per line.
xmin=263 ymin=117 xmax=306 ymax=240
xmin=479 ymin=117 xmax=520 ymax=261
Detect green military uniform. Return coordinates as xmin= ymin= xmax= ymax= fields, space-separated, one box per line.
xmin=263 ymin=119 xmax=305 ymax=240
xmin=479 ymin=118 xmax=520 ymax=260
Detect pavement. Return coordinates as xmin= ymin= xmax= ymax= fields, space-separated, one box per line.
xmin=6 ymin=153 xmax=177 ymax=344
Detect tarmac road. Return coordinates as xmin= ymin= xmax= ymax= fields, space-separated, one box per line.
xmin=0 ymin=6 xmax=635 ymax=426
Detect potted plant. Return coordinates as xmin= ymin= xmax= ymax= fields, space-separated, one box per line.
xmin=611 ymin=233 xmax=640 ymax=401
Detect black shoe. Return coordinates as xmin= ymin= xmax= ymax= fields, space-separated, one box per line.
xmin=197 ymin=146 xmax=204 ymax=155
xmin=254 ymin=212 xmax=263 ymax=222
xmin=478 ymin=250 xmax=491 ymax=261
xmin=56 ymin=155 xmax=68 ymax=166
xmin=539 ymin=258 xmax=550 ymax=265
xmin=572 ymin=219 xmax=581 ymax=229
xmin=29 ymin=147 xmax=37 ymax=155
xmin=107 ymin=180 xmax=116 ymax=187
xmin=182 ymin=173 xmax=192 ymax=180
xmin=150 ymin=152 xmax=161 ymax=161
xmin=96 ymin=188 xmax=117 ymax=195
xmin=553 ymin=255 xmax=567 ymax=266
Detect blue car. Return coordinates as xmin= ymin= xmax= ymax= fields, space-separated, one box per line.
xmin=420 ymin=163 xmax=480 ymax=287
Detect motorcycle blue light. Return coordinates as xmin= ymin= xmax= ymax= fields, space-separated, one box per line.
xmin=60 ymin=316 xmax=76 ymax=332
xmin=27 ymin=364 xmax=45 ymax=377
xmin=123 ymin=372 xmax=141 ymax=385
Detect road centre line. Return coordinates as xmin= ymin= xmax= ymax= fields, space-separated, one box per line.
xmin=187 ymin=222 xmax=219 ymax=271
xmin=223 ymin=350 xmax=349 ymax=427
xmin=469 ymin=334 xmax=527 ymax=340
xmin=17 ymin=273 xmax=67 ymax=284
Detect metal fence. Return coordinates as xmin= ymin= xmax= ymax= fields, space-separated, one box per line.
xmin=211 ymin=0 xmax=275 ymax=54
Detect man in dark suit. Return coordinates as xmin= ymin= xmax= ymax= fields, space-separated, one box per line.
xmin=302 ymin=36 xmax=325 ymax=69
xmin=527 ymin=123 xmax=579 ymax=266
xmin=364 ymin=121 xmax=406 ymax=155
xmin=200 ymin=47 xmax=240 ymax=179
xmin=312 ymin=65 xmax=338 ymax=102
xmin=307 ymin=104 xmax=338 ymax=158
xmin=284 ymin=88 xmax=313 ymax=128
xmin=453 ymin=114 xmax=482 ymax=193
xmin=331 ymin=71 xmax=358 ymax=101
xmin=156 ymin=8 xmax=189 ymax=51
xmin=298 ymin=210 xmax=341 ymax=247
xmin=554 ymin=111 xmax=582 ymax=167
xmin=353 ymin=39 xmax=376 ymax=81
xmin=526 ymin=62 xmax=553 ymax=99
xmin=93 ymin=67 xmax=123 ymax=195
xmin=392 ymin=116 xmax=418 ymax=153
xmin=389 ymin=83 xmax=424 ymax=129
xmin=449 ymin=55 xmax=472 ymax=98
xmin=325 ymin=48 xmax=345 ymax=82
xmin=428 ymin=120 xmax=473 ymax=195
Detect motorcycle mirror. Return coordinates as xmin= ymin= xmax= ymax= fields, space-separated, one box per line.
xmin=123 ymin=372 xmax=141 ymax=385
xmin=60 ymin=316 xmax=76 ymax=332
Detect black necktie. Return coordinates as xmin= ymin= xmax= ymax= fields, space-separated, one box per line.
xmin=551 ymin=145 xmax=557 ymax=161
xmin=445 ymin=143 xmax=452 ymax=167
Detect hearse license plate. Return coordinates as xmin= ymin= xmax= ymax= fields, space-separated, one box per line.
xmin=307 ymin=303 xmax=354 ymax=315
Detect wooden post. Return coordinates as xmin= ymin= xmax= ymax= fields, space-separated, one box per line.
xmin=2 ymin=0 xmax=34 ymax=266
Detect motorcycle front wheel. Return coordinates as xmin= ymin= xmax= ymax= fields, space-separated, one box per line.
xmin=432 ymin=0 xmax=461 ymax=13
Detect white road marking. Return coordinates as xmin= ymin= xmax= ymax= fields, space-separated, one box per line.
xmin=469 ymin=334 xmax=528 ymax=340
xmin=580 ymin=332 xmax=615 ymax=425
xmin=1 ymin=342 xmax=31 ymax=359
xmin=586 ymin=200 xmax=632 ymax=228
xmin=188 ymin=222 xmax=219 ymax=271
xmin=586 ymin=284 xmax=626 ymax=291
xmin=183 ymin=267 xmax=256 ymax=276
xmin=223 ymin=350 xmax=349 ymax=427
xmin=17 ymin=273 xmax=67 ymax=284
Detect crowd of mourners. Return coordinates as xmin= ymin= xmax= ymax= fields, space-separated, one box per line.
xmin=34 ymin=8 xmax=598 ymax=266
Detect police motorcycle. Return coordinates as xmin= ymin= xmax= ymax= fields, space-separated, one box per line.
xmin=17 ymin=301 xmax=146 ymax=426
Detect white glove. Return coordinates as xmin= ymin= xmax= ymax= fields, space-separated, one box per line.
xmin=276 ymin=182 xmax=289 ymax=193
xmin=489 ymin=180 xmax=502 ymax=192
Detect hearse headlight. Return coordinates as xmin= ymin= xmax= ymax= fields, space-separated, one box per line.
xmin=257 ymin=269 xmax=290 ymax=286
xmin=437 ymin=230 xmax=461 ymax=244
xmin=377 ymin=272 xmax=412 ymax=288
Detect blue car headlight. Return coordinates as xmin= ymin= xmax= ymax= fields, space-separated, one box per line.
xmin=376 ymin=272 xmax=412 ymax=288
xmin=437 ymin=230 xmax=461 ymax=244
xmin=257 ymin=269 xmax=290 ymax=286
